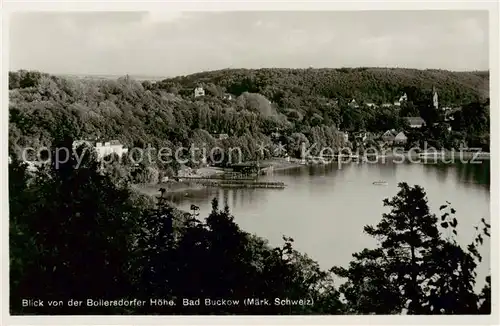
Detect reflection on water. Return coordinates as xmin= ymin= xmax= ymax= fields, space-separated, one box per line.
xmin=172 ymin=161 xmax=490 ymax=289
xmin=377 ymin=160 xmax=399 ymax=179
xmin=454 ymin=161 xmax=490 ymax=186
xmin=174 ymin=162 xmax=490 ymax=214
xmin=427 ymin=163 xmax=450 ymax=183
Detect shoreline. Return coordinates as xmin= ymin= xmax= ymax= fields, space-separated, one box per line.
xmin=133 ymin=159 xmax=302 ymax=197
xmin=379 ymin=150 xmax=490 ymax=161
xmin=132 ymin=182 xmax=206 ymax=197
xmin=133 ymin=154 xmax=489 ymax=197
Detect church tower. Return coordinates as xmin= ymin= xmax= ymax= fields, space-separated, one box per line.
xmin=432 ymin=86 xmax=439 ymax=109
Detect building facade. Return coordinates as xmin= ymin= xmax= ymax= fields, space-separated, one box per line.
xmin=433 ymin=86 xmax=439 ymax=109
xmin=73 ymin=140 xmax=128 ymax=160
xmin=405 ymin=117 xmax=426 ymax=128
xmin=95 ymin=140 xmax=128 ymax=159
xmin=194 ymin=87 xmax=205 ymax=97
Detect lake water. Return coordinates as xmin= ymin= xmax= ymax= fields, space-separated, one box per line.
xmin=166 ymin=161 xmax=491 ymax=288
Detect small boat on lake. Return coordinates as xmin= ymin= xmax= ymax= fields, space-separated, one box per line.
xmin=373 ymin=181 xmax=388 ymax=186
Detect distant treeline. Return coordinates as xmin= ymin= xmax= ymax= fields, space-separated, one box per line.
xmin=154 ymin=67 xmax=489 ymax=104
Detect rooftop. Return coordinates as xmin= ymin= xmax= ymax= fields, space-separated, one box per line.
xmin=405 ymin=117 xmax=425 ymax=125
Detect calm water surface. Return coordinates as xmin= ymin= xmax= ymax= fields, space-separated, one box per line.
xmin=168 ymin=161 xmax=491 ymax=286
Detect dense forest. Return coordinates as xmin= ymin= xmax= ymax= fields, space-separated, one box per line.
xmin=9 ymin=140 xmax=491 ymax=314
xmin=157 ymin=67 xmax=489 ymax=104
xmin=9 ymin=68 xmax=489 ymax=158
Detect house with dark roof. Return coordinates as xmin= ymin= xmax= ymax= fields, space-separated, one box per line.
xmin=394 ymin=93 xmax=408 ymax=106
xmin=382 ymin=129 xmax=397 ymax=143
xmin=394 ymin=132 xmax=408 ymax=144
xmin=405 ymin=117 xmax=426 ymax=128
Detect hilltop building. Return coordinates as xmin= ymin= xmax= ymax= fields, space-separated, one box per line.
xmin=194 ymin=86 xmax=205 ymax=98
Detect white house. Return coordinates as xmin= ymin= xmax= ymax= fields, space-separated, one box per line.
xmin=74 ymin=140 xmax=127 ymax=160
xmin=212 ymin=133 xmax=229 ymax=140
xmin=194 ymin=87 xmax=205 ymax=98
xmin=94 ymin=140 xmax=128 ymax=159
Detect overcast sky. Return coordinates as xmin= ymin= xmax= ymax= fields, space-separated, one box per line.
xmin=9 ymin=11 xmax=489 ymax=77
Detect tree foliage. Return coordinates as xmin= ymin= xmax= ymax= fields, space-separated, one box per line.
xmin=9 ymin=68 xmax=489 ymax=178
xmin=332 ymin=182 xmax=491 ymax=314
xmin=9 ymin=142 xmax=344 ymax=314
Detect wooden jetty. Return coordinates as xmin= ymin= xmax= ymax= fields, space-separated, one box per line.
xmin=213 ymin=182 xmax=285 ymax=189
xmin=182 ymin=178 xmax=286 ymax=189
xmin=179 ymin=175 xmax=257 ymax=181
